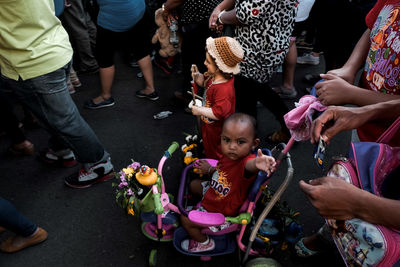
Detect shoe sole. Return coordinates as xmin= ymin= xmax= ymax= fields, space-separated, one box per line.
xmin=38 ymin=154 xmax=78 ymax=168
xmin=84 ymin=102 xmax=115 ymax=109
xmin=64 ymin=172 xmax=114 ymax=189
xmin=135 ymin=94 xmax=159 ymax=101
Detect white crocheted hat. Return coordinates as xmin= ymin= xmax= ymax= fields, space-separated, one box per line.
xmin=206 ymin=36 xmax=244 ymax=75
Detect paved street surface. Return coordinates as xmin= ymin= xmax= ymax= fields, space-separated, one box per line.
xmin=0 ymin=51 xmax=348 ymax=267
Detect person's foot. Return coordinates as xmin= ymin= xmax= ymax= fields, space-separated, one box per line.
xmin=64 ymin=157 xmax=114 ymax=188
xmin=0 ymin=227 xmax=48 ymax=253
xmin=297 ymin=53 xmax=320 ymax=65
xmin=8 ymin=141 xmax=35 ymax=156
xmin=135 ymin=90 xmax=159 ymax=101
xmin=181 ymin=238 xmax=215 ymax=253
xmin=272 ymin=86 xmax=298 ymax=99
xmin=84 ymin=96 xmax=115 ymax=109
xmin=39 ymin=148 xmax=77 ymax=167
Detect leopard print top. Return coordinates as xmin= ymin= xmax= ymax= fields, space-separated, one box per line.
xmin=235 ymin=0 xmax=297 ymax=83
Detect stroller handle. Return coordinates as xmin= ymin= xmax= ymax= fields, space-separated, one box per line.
xmin=165 ymin=142 xmax=179 ymax=158
xmin=242 ymin=149 xmax=294 ymax=263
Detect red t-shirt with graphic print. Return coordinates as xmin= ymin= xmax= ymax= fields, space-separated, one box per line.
xmin=359 ymin=0 xmax=400 ymax=145
xmin=201 ymin=153 xmax=256 ymax=217
xmin=201 ymin=78 xmax=235 ymax=159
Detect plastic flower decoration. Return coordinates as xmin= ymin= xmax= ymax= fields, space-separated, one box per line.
xmin=112 ymin=160 xmax=143 ymax=216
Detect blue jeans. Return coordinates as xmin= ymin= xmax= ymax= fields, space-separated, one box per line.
xmin=0 ymin=62 xmax=109 ymax=166
xmin=0 ymin=197 xmax=37 ymax=237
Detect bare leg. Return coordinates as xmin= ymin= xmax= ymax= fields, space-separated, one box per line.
xmin=137 ymin=55 xmax=155 ymax=94
xmin=282 ymin=40 xmax=297 ymax=90
xmin=181 ymin=215 xmax=207 ymax=242
xmin=93 ymin=65 xmax=114 ymax=104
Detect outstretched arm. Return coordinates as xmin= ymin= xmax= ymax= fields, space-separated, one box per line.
xmin=299 ymin=177 xmax=400 ymax=230
xmin=245 ymin=149 xmax=276 ymax=176
xmin=310 ymin=99 xmax=400 ymax=144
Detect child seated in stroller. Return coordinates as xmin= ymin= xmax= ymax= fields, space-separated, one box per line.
xmin=181 ymin=113 xmax=276 ymax=253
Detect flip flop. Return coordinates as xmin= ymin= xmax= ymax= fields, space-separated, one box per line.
xmin=294 ymin=237 xmax=320 ymax=258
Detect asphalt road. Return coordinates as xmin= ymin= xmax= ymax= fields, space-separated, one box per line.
xmin=0 ymin=51 xmax=348 ymax=267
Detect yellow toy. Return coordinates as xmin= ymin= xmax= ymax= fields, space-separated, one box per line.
xmin=135 ymin=165 xmax=158 ymax=186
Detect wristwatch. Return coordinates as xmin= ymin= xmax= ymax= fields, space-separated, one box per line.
xmin=217 ymin=10 xmax=225 ymax=25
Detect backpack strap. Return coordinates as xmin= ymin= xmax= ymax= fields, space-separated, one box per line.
xmin=376 ymin=116 xmax=400 ymax=144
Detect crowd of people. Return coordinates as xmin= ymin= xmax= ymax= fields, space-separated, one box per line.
xmin=0 ymin=0 xmax=399 ymax=265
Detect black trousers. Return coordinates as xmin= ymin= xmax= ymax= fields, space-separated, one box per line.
xmin=234 ymin=75 xmax=289 ymax=130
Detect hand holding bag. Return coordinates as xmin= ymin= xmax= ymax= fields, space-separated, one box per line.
xmin=326 ymin=117 xmax=400 ymax=267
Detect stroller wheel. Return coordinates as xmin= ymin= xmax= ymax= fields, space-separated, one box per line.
xmin=149 ymin=249 xmax=157 ymax=267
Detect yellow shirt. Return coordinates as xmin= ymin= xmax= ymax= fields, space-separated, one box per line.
xmin=0 ymin=0 xmax=73 ymax=80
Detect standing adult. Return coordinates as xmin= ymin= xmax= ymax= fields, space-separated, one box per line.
xmin=0 ymin=0 xmax=113 ymax=188
xmin=84 ymin=0 xmax=158 ymax=109
xmin=60 ymin=0 xmax=99 ymax=74
xmin=209 ymin=0 xmax=297 ymax=143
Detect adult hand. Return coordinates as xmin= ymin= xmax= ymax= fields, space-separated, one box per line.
xmin=299 ymin=177 xmax=362 ymax=220
xmin=310 ymin=105 xmax=369 ymax=144
xmin=254 ymin=149 xmax=276 ymax=176
xmin=209 ymin=7 xmax=221 ymax=30
xmin=327 ymin=66 xmax=356 ymax=84
xmin=315 ymin=74 xmax=355 ymax=106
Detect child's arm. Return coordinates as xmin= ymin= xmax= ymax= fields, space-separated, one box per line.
xmin=245 ymin=149 xmax=276 ymax=176
xmin=191 ymin=64 xmax=204 ymax=86
xmin=191 ymin=106 xmax=219 ymax=120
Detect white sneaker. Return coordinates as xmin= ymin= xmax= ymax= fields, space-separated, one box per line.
xmin=64 ymin=157 xmax=114 ymax=188
xmin=297 ymin=53 xmax=320 ymax=65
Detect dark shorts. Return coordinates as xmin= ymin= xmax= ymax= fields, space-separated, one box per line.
xmin=95 ymin=9 xmax=153 ymax=68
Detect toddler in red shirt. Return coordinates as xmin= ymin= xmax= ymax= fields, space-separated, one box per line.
xmin=190 ymin=36 xmax=244 ymax=159
xmin=180 ymin=113 xmax=276 ymax=253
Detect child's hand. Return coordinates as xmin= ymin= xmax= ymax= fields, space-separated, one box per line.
xmin=191 ymin=64 xmax=199 ymax=74
xmin=255 ymin=149 xmax=276 ymax=176
xmin=188 ymin=99 xmax=202 ymax=109
xmin=191 ymin=105 xmax=202 ymax=116
xmin=191 ymin=64 xmax=204 ymax=86
xmin=194 ymin=160 xmax=213 ymax=175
